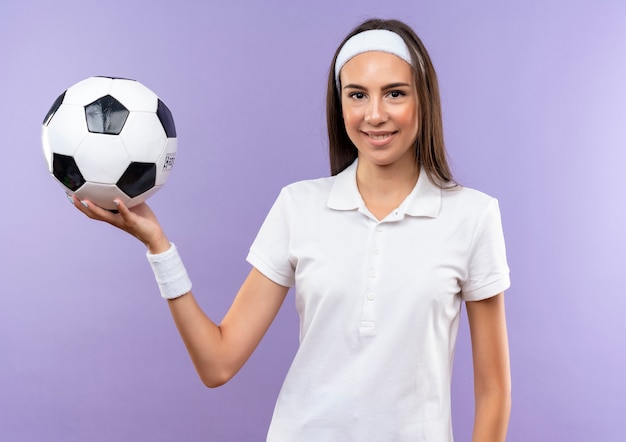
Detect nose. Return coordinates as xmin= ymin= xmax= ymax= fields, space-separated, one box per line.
xmin=364 ymin=96 xmax=387 ymax=125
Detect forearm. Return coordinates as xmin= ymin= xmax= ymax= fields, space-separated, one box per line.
xmin=146 ymin=240 xmax=237 ymax=387
xmin=466 ymin=294 xmax=511 ymax=442
xmin=472 ymin=386 xmax=511 ymax=442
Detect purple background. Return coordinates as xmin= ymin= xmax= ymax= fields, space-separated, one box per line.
xmin=1 ymin=0 xmax=625 ymax=440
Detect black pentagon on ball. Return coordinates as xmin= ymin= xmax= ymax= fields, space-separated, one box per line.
xmin=117 ymin=162 xmax=156 ymax=198
xmin=157 ymin=99 xmax=177 ymax=138
xmin=43 ymin=91 xmax=66 ymax=126
xmin=85 ymin=95 xmax=129 ymax=135
xmin=52 ymin=153 xmax=85 ymax=191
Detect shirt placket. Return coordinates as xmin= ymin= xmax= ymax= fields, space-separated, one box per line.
xmin=359 ymin=221 xmax=384 ymax=337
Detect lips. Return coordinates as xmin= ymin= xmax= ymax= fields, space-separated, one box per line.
xmin=362 ymin=130 xmax=397 ymax=145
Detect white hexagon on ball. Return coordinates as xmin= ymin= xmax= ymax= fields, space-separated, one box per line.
xmin=119 ymin=112 xmax=167 ymax=162
xmin=74 ymin=134 xmax=130 ymax=183
xmin=41 ymin=76 xmax=178 ymax=211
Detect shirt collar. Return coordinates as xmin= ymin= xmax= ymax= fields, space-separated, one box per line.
xmin=328 ymin=159 xmax=441 ymax=218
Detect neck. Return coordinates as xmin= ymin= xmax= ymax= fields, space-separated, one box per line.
xmin=356 ymin=158 xmax=419 ymax=219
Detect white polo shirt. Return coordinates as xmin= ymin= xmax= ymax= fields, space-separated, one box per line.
xmin=247 ymin=160 xmax=510 ymax=442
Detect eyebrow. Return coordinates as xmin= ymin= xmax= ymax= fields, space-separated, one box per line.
xmin=342 ymin=82 xmax=412 ymax=91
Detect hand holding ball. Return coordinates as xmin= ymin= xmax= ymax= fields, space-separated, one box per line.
xmin=42 ymin=76 xmax=178 ymax=210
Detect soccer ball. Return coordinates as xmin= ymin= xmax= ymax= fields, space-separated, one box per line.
xmin=41 ymin=76 xmax=177 ymax=211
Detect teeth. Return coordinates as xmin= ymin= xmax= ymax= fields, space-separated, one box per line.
xmin=369 ymin=133 xmax=391 ymax=140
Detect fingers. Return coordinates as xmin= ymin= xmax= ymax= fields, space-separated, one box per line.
xmin=112 ymin=198 xmax=145 ymax=232
xmin=112 ymin=198 xmax=132 ymax=220
xmin=69 ymin=194 xmax=121 ymax=225
xmin=66 ymin=193 xmax=162 ymax=246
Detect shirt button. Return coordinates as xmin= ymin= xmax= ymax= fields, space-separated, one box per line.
xmin=367 ymin=292 xmax=375 ymax=301
xmin=373 ymin=248 xmax=380 ymax=255
xmin=368 ymin=270 xmax=376 ymax=278
xmin=376 ymin=226 xmax=383 ymax=232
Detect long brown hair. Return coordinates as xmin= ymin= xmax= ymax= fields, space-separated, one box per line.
xmin=326 ymin=18 xmax=454 ymax=187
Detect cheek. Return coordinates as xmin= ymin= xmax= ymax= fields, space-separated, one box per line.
xmin=402 ymin=108 xmax=419 ymax=137
xmin=341 ymin=108 xmax=360 ymax=132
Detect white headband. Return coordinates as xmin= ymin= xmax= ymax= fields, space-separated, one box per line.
xmin=334 ymin=29 xmax=413 ymax=89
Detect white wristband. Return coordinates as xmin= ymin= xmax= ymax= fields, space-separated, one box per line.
xmin=146 ymin=242 xmax=192 ymax=300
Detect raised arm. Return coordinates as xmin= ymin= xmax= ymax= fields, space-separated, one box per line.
xmin=71 ymin=196 xmax=289 ymax=387
xmin=466 ymin=292 xmax=511 ymax=442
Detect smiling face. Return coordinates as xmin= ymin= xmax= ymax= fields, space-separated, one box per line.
xmin=339 ymin=51 xmax=419 ymax=171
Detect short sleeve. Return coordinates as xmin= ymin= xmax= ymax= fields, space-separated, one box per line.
xmin=461 ymin=198 xmax=511 ymax=301
xmin=246 ymin=188 xmax=295 ymax=288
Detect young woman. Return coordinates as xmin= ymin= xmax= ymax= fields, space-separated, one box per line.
xmin=72 ymin=18 xmax=511 ymax=442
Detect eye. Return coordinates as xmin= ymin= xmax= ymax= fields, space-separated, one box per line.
xmin=348 ymin=91 xmax=365 ymax=100
xmin=388 ymin=90 xmax=406 ymax=98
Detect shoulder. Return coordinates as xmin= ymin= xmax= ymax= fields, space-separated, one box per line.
xmin=279 ymin=175 xmax=336 ymax=201
xmin=443 ymin=184 xmax=497 ymax=205
xmin=440 ymin=185 xmax=501 ymax=221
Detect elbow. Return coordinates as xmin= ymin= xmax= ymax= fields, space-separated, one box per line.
xmin=484 ymin=377 xmax=511 ymax=398
xmin=202 ymin=379 xmax=227 ymax=389
xmin=476 ymin=382 xmax=512 ymax=414
xmin=202 ymin=377 xmax=229 ymax=389
xmin=475 ymin=371 xmax=511 ymax=404
xmin=476 ymin=367 xmax=512 ymax=400
xmin=198 ymin=367 xmax=236 ymax=389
